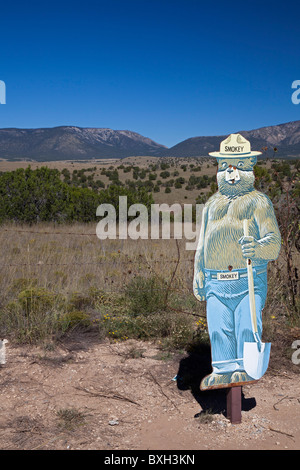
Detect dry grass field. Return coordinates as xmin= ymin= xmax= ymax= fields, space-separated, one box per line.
xmin=0 ymin=220 xmax=206 ymax=347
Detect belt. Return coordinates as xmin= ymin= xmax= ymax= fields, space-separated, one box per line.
xmin=205 ymin=266 xmax=267 ymax=280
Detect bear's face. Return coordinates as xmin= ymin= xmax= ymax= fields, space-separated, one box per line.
xmin=216 ymin=156 xmax=256 ymax=196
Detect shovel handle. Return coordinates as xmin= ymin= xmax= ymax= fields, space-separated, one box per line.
xmin=243 ymin=219 xmax=258 ymax=336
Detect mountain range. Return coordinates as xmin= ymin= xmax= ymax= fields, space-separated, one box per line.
xmin=0 ymin=120 xmax=299 ymax=161
xmin=160 ymin=120 xmax=300 ymax=158
xmin=0 ymin=127 xmax=167 ymax=161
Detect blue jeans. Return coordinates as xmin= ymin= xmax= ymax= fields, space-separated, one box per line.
xmin=204 ymin=265 xmax=267 ymax=374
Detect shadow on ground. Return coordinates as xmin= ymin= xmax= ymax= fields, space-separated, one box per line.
xmin=176 ymin=343 xmax=256 ymax=417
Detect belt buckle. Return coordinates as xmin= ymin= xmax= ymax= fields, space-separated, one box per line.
xmin=217 ymin=271 xmax=239 ymax=281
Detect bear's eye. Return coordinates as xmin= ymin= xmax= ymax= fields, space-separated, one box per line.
xmin=237 ymin=162 xmax=244 ymax=168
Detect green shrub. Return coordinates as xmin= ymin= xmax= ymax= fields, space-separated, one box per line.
xmin=59 ymin=310 xmax=92 ymax=330
xmin=1 ymin=287 xmax=62 ymax=343
xmin=66 ymin=292 xmax=94 ymax=310
xmin=124 ymin=275 xmax=166 ymax=316
xmin=101 ymin=310 xmax=194 ymax=349
xmin=9 ymin=277 xmax=38 ymax=293
xmin=17 ymin=287 xmax=58 ymax=316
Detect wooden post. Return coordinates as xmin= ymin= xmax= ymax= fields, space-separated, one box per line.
xmin=226 ymin=386 xmax=242 ymax=424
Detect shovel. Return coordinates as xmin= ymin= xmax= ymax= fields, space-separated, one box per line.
xmin=242 ymin=219 xmax=271 ymax=380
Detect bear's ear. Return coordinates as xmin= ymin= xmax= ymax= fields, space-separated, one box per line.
xmin=250 ymin=156 xmax=257 ymax=166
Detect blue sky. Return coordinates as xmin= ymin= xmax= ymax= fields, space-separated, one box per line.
xmin=0 ymin=0 xmax=300 ymax=147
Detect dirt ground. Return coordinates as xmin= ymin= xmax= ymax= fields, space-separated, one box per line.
xmin=0 ymin=330 xmax=299 ymax=451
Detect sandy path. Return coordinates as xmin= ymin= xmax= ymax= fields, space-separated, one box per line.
xmin=0 ymin=333 xmax=299 ymax=451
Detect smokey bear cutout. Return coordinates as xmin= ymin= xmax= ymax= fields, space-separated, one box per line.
xmin=193 ymin=134 xmax=281 ymax=390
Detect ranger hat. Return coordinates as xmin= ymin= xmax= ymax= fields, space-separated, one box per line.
xmin=209 ymin=133 xmax=262 ymax=158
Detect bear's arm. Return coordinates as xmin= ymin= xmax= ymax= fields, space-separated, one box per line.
xmin=253 ymin=194 xmax=281 ymax=261
xmin=193 ymin=205 xmax=208 ymax=299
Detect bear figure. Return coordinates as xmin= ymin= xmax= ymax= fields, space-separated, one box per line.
xmin=193 ymin=133 xmax=281 ymax=390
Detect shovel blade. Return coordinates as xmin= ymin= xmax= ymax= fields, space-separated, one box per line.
xmin=243 ymin=341 xmax=271 ymax=380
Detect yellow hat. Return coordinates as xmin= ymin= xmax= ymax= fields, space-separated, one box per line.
xmin=209 ymin=133 xmax=262 ymax=158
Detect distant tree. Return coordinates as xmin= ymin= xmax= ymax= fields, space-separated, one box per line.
xmin=175 ymin=176 xmax=185 ymax=185
xmin=254 ymin=165 xmax=272 ymax=190
xmin=160 ymin=162 xmax=170 ymax=170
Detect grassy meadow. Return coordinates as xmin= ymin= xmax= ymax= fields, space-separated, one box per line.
xmin=0 ymin=155 xmax=299 ymax=357
xmin=0 ymin=221 xmax=207 ymax=348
